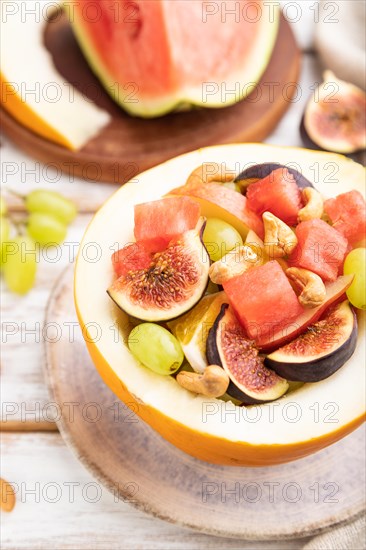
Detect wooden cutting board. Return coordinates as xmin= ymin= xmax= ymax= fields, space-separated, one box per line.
xmin=1 ymin=12 xmax=300 ymax=184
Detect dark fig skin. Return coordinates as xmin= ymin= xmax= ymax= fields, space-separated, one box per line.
xmin=206 ymin=304 xmax=262 ymax=404
xmin=207 ymin=304 xmax=288 ymax=405
xmin=301 ymin=70 xmax=366 ymax=157
xmin=206 ymin=304 xmax=226 ymax=367
xmin=235 ymin=163 xmax=315 ymax=190
xmin=301 ymin=116 xmax=366 ymax=164
xmin=265 ymin=304 xmax=357 ymax=383
xmin=300 ymin=116 xmax=320 ymax=152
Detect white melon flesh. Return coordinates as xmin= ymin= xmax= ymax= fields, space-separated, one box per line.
xmin=0 ymin=0 xmax=110 ymax=149
xmin=75 ymin=145 xmax=366 ymax=454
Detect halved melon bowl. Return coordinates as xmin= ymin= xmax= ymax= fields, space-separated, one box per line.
xmin=74 ymin=144 xmax=366 ymax=466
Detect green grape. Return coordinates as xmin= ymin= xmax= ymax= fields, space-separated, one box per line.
xmin=0 ymin=195 xmax=7 ymax=217
xmin=128 ymin=323 xmax=184 ymax=375
xmin=27 ymin=213 xmax=67 ymax=245
xmin=3 ymin=236 xmax=37 ymax=295
xmin=0 ymin=217 xmax=11 ymax=267
xmin=203 ymin=218 xmax=243 ymax=262
xmin=222 ymin=181 xmax=241 ymax=193
xmin=26 ymin=190 xmax=77 ymax=225
xmin=344 ymin=248 xmax=366 ymax=310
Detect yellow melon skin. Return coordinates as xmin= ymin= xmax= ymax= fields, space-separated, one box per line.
xmin=0 ymin=73 xmax=72 ymax=149
xmin=75 ymin=144 xmax=366 ymax=467
xmin=80 ymin=328 xmax=365 ymax=466
xmin=0 ymin=1 xmax=110 ymax=150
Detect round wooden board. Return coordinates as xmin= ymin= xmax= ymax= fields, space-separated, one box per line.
xmin=44 ymin=265 xmax=365 ymax=540
xmin=1 ymin=11 xmax=300 ymax=184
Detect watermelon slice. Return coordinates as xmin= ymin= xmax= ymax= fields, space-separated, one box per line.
xmin=134 ymin=196 xmax=201 ymax=253
xmin=67 ymin=0 xmax=279 ymax=117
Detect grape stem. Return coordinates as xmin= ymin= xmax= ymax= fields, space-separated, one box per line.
xmin=9 ymin=216 xmax=27 ymax=236
xmin=4 ymin=188 xmax=26 ymax=201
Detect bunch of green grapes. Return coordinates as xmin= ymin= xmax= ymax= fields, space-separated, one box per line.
xmin=1 ymin=190 xmax=77 ymax=295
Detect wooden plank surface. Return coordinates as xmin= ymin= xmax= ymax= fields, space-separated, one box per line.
xmin=1 ymin=215 xmax=91 ymax=431
xmin=0 ymin=433 xmax=312 ymax=550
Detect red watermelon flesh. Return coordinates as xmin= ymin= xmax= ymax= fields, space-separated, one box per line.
xmin=324 ymin=190 xmax=366 ymax=247
xmin=69 ymin=0 xmax=279 ymax=116
xmin=246 ymin=168 xmax=303 ymax=226
xmin=171 ymin=180 xmax=264 ymax=239
xmin=223 ymin=261 xmax=303 ymax=343
xmin=289 ymin=219 xmax=349 ymax=282
xmin=111 ymin=242 xmax=152 ymax=277
xmin=134 ymin=196 xmax=201 ymax=253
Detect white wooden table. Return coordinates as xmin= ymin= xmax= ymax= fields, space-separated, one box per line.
xmin=0 ymin=7 xmax=331 ymax=548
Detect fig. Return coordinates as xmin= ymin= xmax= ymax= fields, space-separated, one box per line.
xmin=107 ymin=219 xmax=210 ymax=322
xmin=265 ymin=301 xmax=357 ymax=382
xmin=258 ymin=274 xmax=355 ymax=351
xmin=235 ymin=163 xmax=314 ymax=190
xmin=206 ymin=304 xmax=289 ymax=404
xmin=301 ymin=71 xmax=366 ymax=154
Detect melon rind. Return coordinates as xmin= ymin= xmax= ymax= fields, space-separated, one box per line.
xmin=75 ymin=144 xmax=366 ymax=466
xmin=0 ymin=0 xmax=110 ymax=149
xmin=67 ymin=1 xmax=280 ymax=118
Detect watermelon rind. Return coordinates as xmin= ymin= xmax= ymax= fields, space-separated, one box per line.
xmin=66 ymin=1 xmax=280 ymax=118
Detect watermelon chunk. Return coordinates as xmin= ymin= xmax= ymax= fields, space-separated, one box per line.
xmin=134 ymin=196 xmax=201 ymax=253
xmin=223 ymin=261 xmax=303 ymax=343
xmin=111 ymin=242 xmax=152 ymax=277
xmin=289 ymin=219 xmax=349 ymax=282
xmin=324 ymin=190 xmax=366 ymax=247
xmin=246 ymin=168 xmax=303 ymax=226
xmin=171 ymin=181 xmax=264 ymax=239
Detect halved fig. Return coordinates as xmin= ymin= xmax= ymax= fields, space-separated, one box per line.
xmin=235 ymin=163 xmax=314 ymax=190
xmin=107 ymin=219 xmax=210 ymax=321
xmin=302 ymin=71 xmax=366 ymax=154
xmin=258 ymin=274 xmax=354 ymax=351
xmin=206 ymin=304 xmax=289 ymax=404
xmin=265 ymin=301 xmax=357 ymax=382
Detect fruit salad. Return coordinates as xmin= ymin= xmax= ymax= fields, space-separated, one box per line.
xmin=107 ymin=163 xmax=366 ymax=405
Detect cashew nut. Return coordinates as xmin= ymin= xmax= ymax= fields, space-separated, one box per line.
xmin=286 ymin=267 xmax=326 ymax=308
xmin=263 ymin=212 xmax=298 ymax=258
xmin=176 ymin=365 xmax=229 ymax=397
xmin=208 ymin=244 xmax=259 ymax=284
xmin=298 ymin=187 xmax=324 ymax=222
xmin=186 ymin=163 xmax=235 ymax=187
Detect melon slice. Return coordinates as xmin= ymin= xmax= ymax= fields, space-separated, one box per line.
xmin=68 ymin=0 xmax=279 ymax=117
xmin=0 ymin=0 xmax=110 ymax=149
